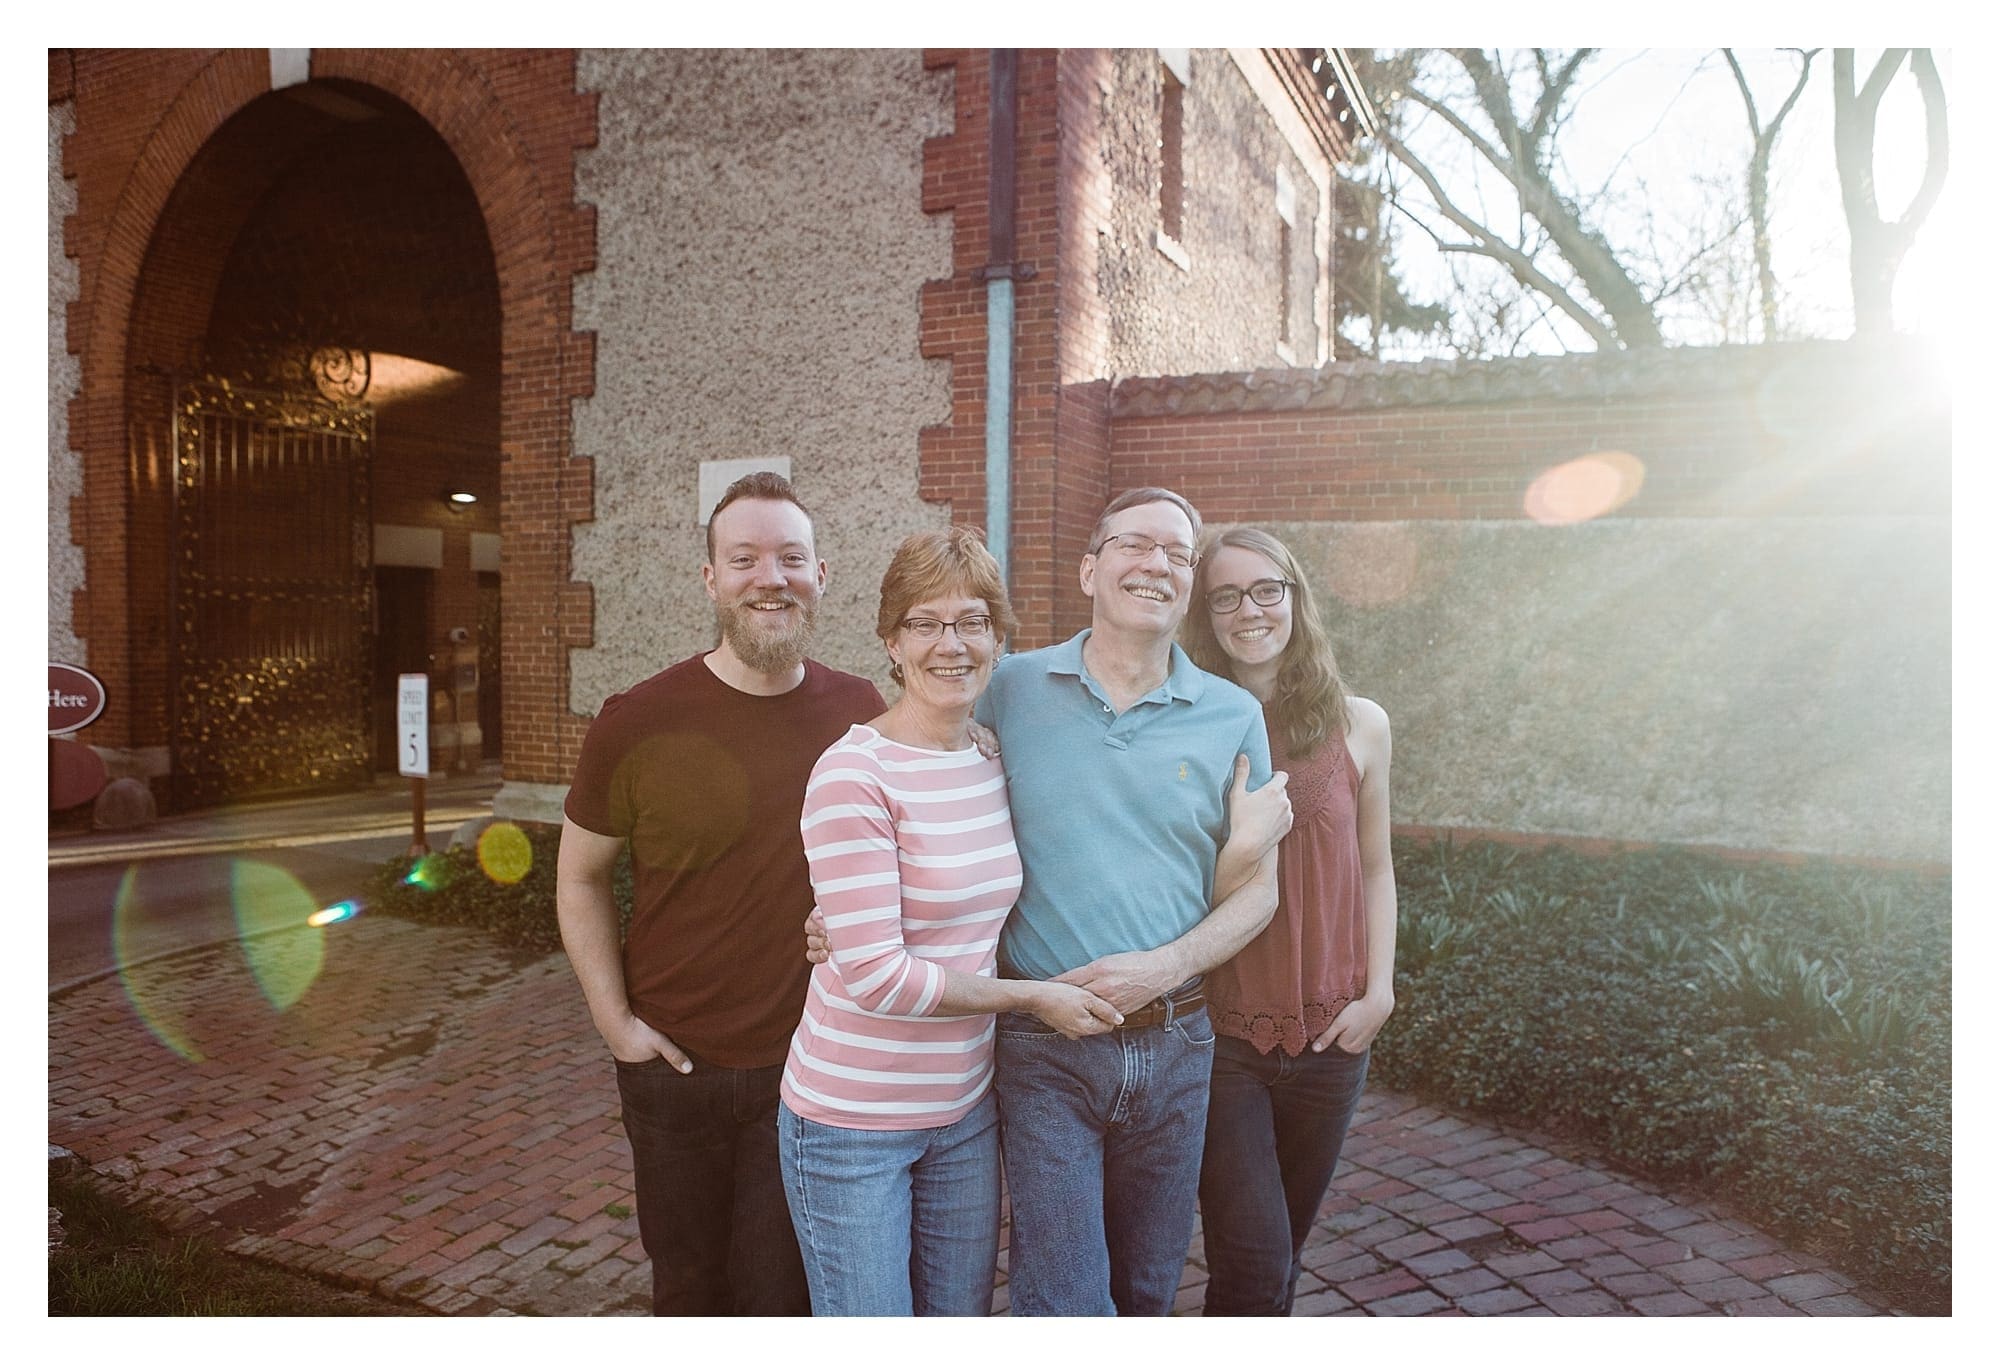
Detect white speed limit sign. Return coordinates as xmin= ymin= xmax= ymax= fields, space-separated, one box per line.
xmin=397 ymin=674 xmax=430 ymax=777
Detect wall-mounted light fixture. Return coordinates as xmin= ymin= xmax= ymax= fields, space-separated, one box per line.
xmin=442 ymin=489 xmax=478 ymax=511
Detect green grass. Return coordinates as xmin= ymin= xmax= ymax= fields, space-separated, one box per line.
xmin=48 ymin=1172 xmax=433 ymax=1316
xmin=1372 ymin=836 xmax=1950 ymax=1314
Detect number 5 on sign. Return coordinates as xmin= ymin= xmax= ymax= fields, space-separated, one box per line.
xmin=398 ymin=674 xmax=430 ymax=777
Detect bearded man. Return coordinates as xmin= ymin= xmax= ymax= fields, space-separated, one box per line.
xmin=557 ymin=470 xmax=883 ymax=1315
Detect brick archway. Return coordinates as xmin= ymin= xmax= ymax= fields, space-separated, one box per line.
xmin=60 ymin=49 xmax=598 ymax=791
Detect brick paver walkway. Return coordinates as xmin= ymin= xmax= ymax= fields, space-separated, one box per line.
xmin=48 ymin=915 xmax=1892 ymax=1316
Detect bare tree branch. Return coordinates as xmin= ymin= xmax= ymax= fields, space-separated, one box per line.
xmin=1859 ymin=48 xmax=1909 ymax=115
xmin=1528 ymin=49 xmax=1595 ymax=153
xmin=1726 ymin=47 xmax=1819 ymax=342
xmin=1397 ymin=48 xmax=1663 ymax=346
xmin=1769 ymin=48 xmax=1820 ymax=129
xmin=1835 ymin=47 xmax=1949 ymax=333
xmin=1900 ymin=50 xmax=1950 ymax=236
xmin=1400 ymin=86 xmax=1515 ymax=181
xmin=1379 ymin=130 xmax=1622 ymax=348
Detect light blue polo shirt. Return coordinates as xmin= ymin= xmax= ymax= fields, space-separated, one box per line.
xmin=974 ymin=629 xmax=1275 ymax=981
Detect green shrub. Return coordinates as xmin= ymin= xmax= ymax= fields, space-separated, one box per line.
xmin=366 ymin=823 xmax=631 ymax=955
xmin=1372 ymin=838 xmax=1950 ymax=1314
xmin=1700 ymin=931 xmax=1854 ymax=1044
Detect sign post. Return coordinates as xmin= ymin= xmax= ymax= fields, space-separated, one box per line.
xmin=397 ymin=673 xmax=430 ymax=857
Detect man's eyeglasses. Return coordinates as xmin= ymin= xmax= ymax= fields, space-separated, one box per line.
xmin=899 ymin=614 xmax=994 ymax=641
xmin=1205 ymin=579 xmax=1294 ymax=614
xmin=1091 ymin=532 xmax=1200 ymax=569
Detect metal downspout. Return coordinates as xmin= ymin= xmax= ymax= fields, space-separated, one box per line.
xmin=979 ymin=50 xmax=1034 ymax=585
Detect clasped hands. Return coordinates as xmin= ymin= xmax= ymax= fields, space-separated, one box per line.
xmin=800 ymin=908 xmax=1135 ymax=1039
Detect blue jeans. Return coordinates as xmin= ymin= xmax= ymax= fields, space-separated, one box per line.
xmin=777 ymin=1090 xmax=1001 ymax=1316
xmin=1197 ymin=1034 xmax=1370 ymax=1314
xmin=992 ymin=1005 xmax=1215 ymax=1315
xmin=614 ymin=1053 xmax=809 ymax=1315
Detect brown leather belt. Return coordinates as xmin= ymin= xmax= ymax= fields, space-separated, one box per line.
xmin=1116 ymin=987 xmax=1206 ymax=1031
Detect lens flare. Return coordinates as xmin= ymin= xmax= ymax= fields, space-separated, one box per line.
xmin=231 ymin=861 xmax=325 ymax=1011
xmin=112 ymin=864 xmax=202 ymax=1062
xmin=476 ymin=822 xmax=533 ymax=885
xmin=403 ymin=852 xmax=455 ymax=892
xmin=1523 ymin=451 xmax=1646 ymax=526
xmin=107 ymin=860 xmax=342 ymax=1063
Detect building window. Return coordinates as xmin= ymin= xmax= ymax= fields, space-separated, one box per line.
xmin=1159 ymin=60 xmax=1185 ymax=240
xmin=1275 ymin=166 xmax=1298 ymax=361
xmin=1278 ymin=220 xmax=1293 ymax=346
xmin=1155 ymin=49 xmax=1191 ymax=270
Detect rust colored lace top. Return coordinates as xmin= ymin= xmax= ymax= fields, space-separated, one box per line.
xmin=1208 ymin=707 xmax=1368 ymax=1055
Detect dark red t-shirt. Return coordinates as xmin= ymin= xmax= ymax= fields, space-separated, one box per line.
xmin=564 ymin=654 xmax=885 ymax=1068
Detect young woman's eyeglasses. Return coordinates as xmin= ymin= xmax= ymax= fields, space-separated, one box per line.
xmin=1091 ymin=532 xmax=1200 ymax=569
xmin=1205 ymin=579 xmax=1294 ymax=614
xmin=899 ymin=614 xmax=994 ymax=641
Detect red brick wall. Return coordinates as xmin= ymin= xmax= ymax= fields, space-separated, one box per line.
xmin=918 ymin=48 xmax=1122 ymax=649
xmin=1107 ymin=345 xmax=1950 ymax=524
xmin=56 ymin=49 xmax=597 ymax=786
xmin=60 ymin=49 xmax=274 ymax=752
xmin=1046 ymin=49 xmax=1118 ymax=644
xmin=916 ymin=49 xmax=992 ymax=538
xmin=1002 ymin=48 xmax=1077 ymax=648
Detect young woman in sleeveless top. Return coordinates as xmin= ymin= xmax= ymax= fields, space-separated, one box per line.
xmin=1182 ymin=525 xmax=1399 ymax=1315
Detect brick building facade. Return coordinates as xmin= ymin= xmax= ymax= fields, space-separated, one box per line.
xmin=49 ymin=48 xmax=1945 ymax=863
xmin=48 ymin=47 xmax=1365 ymax=813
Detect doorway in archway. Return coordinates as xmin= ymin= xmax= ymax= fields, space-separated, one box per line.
xmin=126 ymin=79 xmax=501 ymax=808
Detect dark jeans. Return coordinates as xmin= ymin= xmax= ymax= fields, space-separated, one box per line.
xmin=1197 ymin=1033 xmax=1370 ymax=1315
xmin=993 ymin=1005 xmax=1215 ymax=1316
xmin=614 ymin=1053 xmax=809 ymax=1316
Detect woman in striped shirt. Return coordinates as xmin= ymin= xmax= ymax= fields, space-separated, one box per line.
xmin=778 ymin=526 xmax=1123 ymax=1316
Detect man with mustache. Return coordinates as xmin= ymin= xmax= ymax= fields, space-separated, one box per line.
xmin=557 ymin=470 xmax=884 ymax=1315
xmin=974 ymin=487 xmax=1287 ymax=1315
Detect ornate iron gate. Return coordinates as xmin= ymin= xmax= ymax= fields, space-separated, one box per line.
xmin=170 ymin=379 xmax=375 ymax=806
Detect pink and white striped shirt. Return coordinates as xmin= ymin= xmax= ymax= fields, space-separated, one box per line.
xmin=781 ymin=725 xmax=1023 ymax=1130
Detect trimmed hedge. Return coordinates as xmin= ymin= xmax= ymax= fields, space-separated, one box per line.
xmin=1372 ymin=837 xmax=1949 ymax=1313
xmin=367 ymin=824 xmax=623 ymax=954
xmin=368 ymin=825 xmax=1949 ymax=1310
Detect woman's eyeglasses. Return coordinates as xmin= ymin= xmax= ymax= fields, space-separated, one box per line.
xmin=899 ymin=614 xmax=994 ymax=641
xmin=1205 ymin=579 xmax=1293 ymax=614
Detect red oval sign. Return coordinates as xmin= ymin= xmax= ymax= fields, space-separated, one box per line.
xmin=49 ymin=662 xmax=107 ymax=735
xmin=49 ymin=737 xmax=108 ymax=809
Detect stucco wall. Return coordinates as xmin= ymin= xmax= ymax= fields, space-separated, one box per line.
xmin=49 ymin=100 xmax=85 ymax=664
xmin=1264 ymin=517 xmax=1950 ymax=864
xmin=1097 ymin=48 xmax=1324 ymax=379
xmin=569 ymin=50 xmax=954 ymax=712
